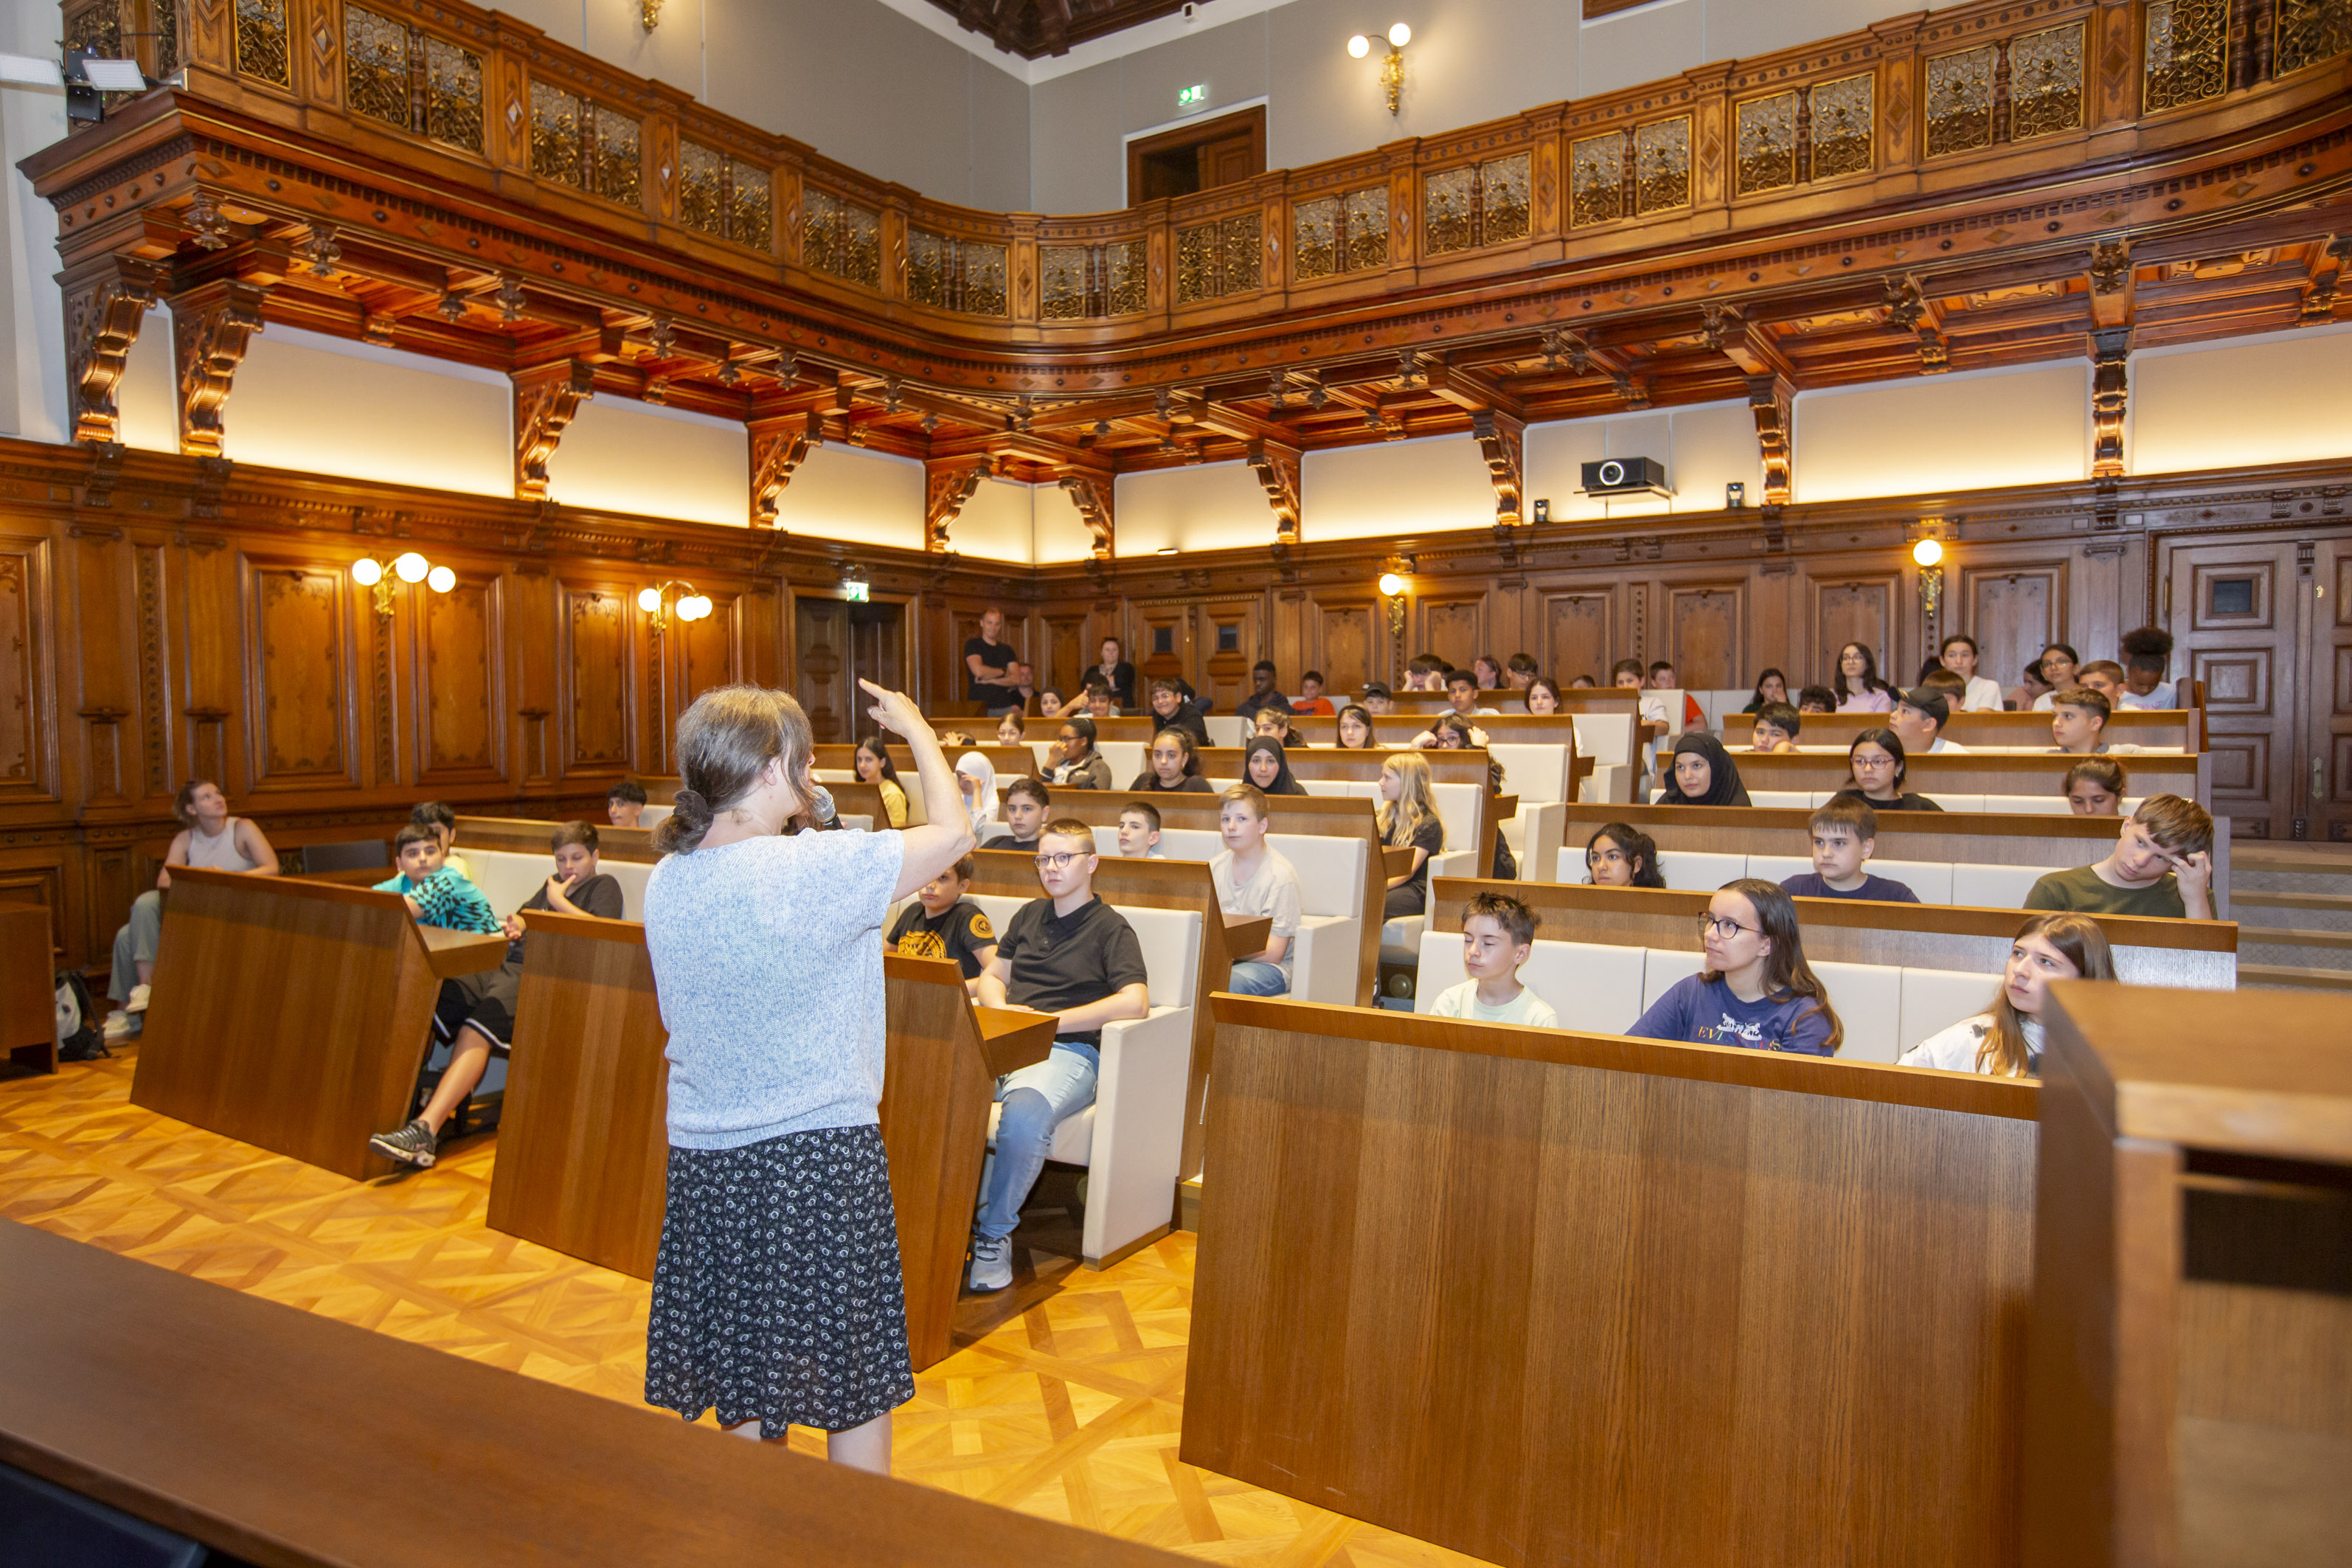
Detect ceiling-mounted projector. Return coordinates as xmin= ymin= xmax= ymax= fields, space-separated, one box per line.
xmin=1580 ymin=457 xmax=1672 ymax=498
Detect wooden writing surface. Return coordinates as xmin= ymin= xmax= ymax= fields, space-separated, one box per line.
xmin=1558 ymin=800 xmax=2137 ymax=864
xmin=130 ymin=867 xmax=505 ymax=1180
xmin=1183 ymin=994 xmax=2036 ymax=1567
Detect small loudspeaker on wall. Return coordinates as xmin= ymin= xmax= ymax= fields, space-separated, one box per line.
xmin=1579 ymin=457 xmax=1671 ymax=497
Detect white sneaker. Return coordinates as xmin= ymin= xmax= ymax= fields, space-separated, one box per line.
xmin=967 ymin=1234 xmax=1012 ymax=1294
xmin=102 ymin=1010 xmax=140 ymax=1041
xmin=125 ymin=983 xmax=152 ymax=1014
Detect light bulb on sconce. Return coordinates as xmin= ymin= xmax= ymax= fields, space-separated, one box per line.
xmin=351 ymin=550 xmax=451 ymax=616
xmin=1378 ymin=572 xmax=1406 ymax=597
xmin=1912 ymin=538 xmax=1945 ymax=567
xmin=1345 ymin=23 xmax=1412 ymax=114
xmin=641 ymin=580 xmax=709 ymax=636
xmin=637 ymin=586 xmax=664 ymax=612
xmin=394 ymin=551 xmax=430 ymax=583
xmin=350 ymin=558 xmax=384 ymax=586
xmin=1347 ymin=33 xmax=1370 ymax=57
xmin=426 ymin=565 xmax=456 ymax=594
xmin=1912 ymin=535 xmax=1946 ymax=620
xmin=1387 ymin=22 xmax=1411 ymax=46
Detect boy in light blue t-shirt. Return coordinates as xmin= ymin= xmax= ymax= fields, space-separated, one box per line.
xmin=373 ymin=823 xmax=500 ymax=933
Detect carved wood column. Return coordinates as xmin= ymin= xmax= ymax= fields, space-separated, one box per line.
xmin=1747 ymin=373 xmax=1794 ymax=507
xmin=170 ymin=278 xmax=266 ymax=458
xmin=747 ymin=408 xmax=822 ymax=529
xmin=63 ymin=255 xmax=162 ymax=445
xmin=513 ymin=359 xmax=595 ymax=499
xmin=1244 ymin=437 xmax=1302 ymax=544
xmin=2089 ymin=327 xmax=2131 ymax=482
xmin=1469 ymin=409 xmax=1525 ymax=524
xmin=1057 ymin=470 xmax=1114 ymax=561
xmin=923 ymin=455 xmax=986 ymax=552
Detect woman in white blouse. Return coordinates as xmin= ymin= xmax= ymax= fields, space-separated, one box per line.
xmin=1901 ymin=913 xmax=2114 ymax=1077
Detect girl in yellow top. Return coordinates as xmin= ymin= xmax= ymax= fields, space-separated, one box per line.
xmin=854 ymin=735 xmax=909 ymax=828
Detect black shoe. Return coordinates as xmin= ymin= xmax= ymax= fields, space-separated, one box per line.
xmin=369 ymin=1118 xmax=439 ymax=1168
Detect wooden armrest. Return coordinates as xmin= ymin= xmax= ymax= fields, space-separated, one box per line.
xmin=417 ymin=924 xmax=513 ymax=979
xmin=1382 ymin=845 xmax=1417 ymax=878
xmin=1222 ymin=913 xmax=1273 ymax=960
xmin=976 ymin=1006 xmax=1056 ymax=1077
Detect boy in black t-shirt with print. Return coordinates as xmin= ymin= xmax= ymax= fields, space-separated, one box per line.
xmin=888 ymin=855 xmax=998 ymax=991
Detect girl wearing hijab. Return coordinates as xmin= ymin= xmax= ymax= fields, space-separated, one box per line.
xmin=1243 ymin=737 xmax=1308 ymax=796
xmin=1653 ymin=734 xmax=1752 ymax=806
xmin=953 ymin=752 xmax=997 ymax=835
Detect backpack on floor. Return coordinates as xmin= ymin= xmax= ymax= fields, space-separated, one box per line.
xmin=55 ymin=971 xmax=108 ymax=1063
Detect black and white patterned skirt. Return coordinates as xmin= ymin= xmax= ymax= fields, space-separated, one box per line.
xmin=644 ymin=1124 xmax=915 ymax=1437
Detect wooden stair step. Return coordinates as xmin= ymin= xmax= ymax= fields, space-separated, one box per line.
xmin=2232 ymin=843 xmax=2352 ymax=873
xmin=2230 ymin=889 xmax=2352 ymax=912
xmin=2239 ymin=926 xmax=2352 ymax=951
xmin=2238 ymin=963 xmax=2352 ymax=992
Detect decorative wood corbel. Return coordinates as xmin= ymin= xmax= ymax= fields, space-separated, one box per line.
xmin=1058 ymin=471 xmax=1114 ymax=561
xmin=171 ymin=279 xmax=267 ymax=458
xmin=747 ymin=408 xmax=822 ymax=529
xmin=2089 ymin=327 xmax=2131 ymax=482
xmin=66 ymin=256 xmax=162 ymax=445
xmin=1469 ymin=409 xmax=1525 ymax=524
xmin=1747 ymin=372 xmax=1794 ymax=507
xmin=2302 ymin=235 xmax=2348 ymax=325
xmin=1244 ymin=437 xmax=1302 ymax=544
xmin=513 ymin=359 xmax=596 ymax=499
xmin=923 ymin=455 xmax=987 ymax=553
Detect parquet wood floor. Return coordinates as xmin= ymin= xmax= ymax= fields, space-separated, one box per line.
xmin=0 ymin=1052 xmax=1488 ymax=1567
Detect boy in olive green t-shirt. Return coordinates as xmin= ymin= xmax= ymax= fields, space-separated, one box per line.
xmin=2025 ymin=794 xmax=2213 ymax=919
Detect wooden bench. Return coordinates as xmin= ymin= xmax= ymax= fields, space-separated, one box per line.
xmin=0 ymin=1218 xmax=1186 ymax=1567
xmin=130 ymin=867 xmax=510 ymax=1180
xmin=1724 ymin=707 xmax=2203 ymax=752
xmin=1184 ymin=992 xmax=2038 ymax=1567
xmin=1730 ymin=748 xmax=2209 ymax=811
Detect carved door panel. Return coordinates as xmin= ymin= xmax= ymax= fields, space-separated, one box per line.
xmin=1958 ymin=561 xmax=2067 ymax=704
xmin=674 ymin=593 xmax=740 ymax=721
xmin=1415 ymin=595 xmax=1485 ymax=673
xmin=0 ymin=539 xmax=54 ymax=804
xmin=2321 ymin=540 xmax=2352 ymax=842
xmin=243 ymin=560 xmax=355 ymax=794
xmin=412 ymin=573 xmax=504 ymax=783
xmin=1136 ymin=604 xmax=1192 ymax=695
xmin=795 ymin=597 xmax=855 ymax=746
xmin=846 ymin=603 xmax=906 ymax=740
xmin=1044 ymin=615 xmax=1089 ymax=698
xmin=559 ymin=582 xmax=638 ymax=778
xmin=1811 ymin=575 xmax=1897 ymax=694
xmin=1666 ymin=583 xmax=1745 ymax=692
xmin=1311 ymin=597 xmax=1375 ymax=697
xmin=2164 ymin=540 xmax=2297 ymax=839
xmin=1196 ymin=600 xmax=1264 ymax=710
xmin=1544 ymin=589 xmax=1617 ymax=685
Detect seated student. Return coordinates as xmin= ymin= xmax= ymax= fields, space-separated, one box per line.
xmin=2028 ymin=643 xmax=2081 ymax=710
xmin=1917 ymin=667 xmax=1971 ymax=712
xmin=984 ymin=777 xmax=1051 ymax=850
xmin=1939 ymin=633 xmax=2006 ymax=712
xmin=1833 ymin=729 xmax=1944 ymax=811
xmin=2010 ymin=658 xmax=2053 ymax=712
xmin=1413 ymin=710 xmax=1490 ymax=750
xmin=1584 ymin=822 xmax=1665 ymax=888
xmin=1891 ymin=687 xmax=1970 ymax=755
xmin=369 ymin=822 xmax=622 ymax=1168
xmin=1235 ymin=660 xmax=1293 ymax=721
xmin=606 ymin=779 xmax=648 ymax=829
xmin=1779 ymin=798 xmax=1921 ymax=903
xmin=996 ymin=710 xmax=1027 ymax=745
xmin=1901 ymin=912 xmax=2115 ymax=1077
xmin=374 ymin=822 xmax=501 ymax=933
xmin=1131 ymin=728 xmax=1213 ymax=793
xmin=968 ymin=819 xmax=1151 ymax=1291
xmin=1626 ymin=879 xmax=1842 ymax=1056
xmin=1093 ymin=638 xmax=1137 ymax=710
xmin=2076 ymin=661 xmax=2129 ymax=706
xmin=1378 ymin=752 xmax=1446 ymax=921
xmin=1751 ymin=701 xmax=1802 ymax=753
xmin=888 ymin=853 xmax=998 ymax=993
xmin=1833 ymin=643 xmax=1896 ymax=715
xmin=1147 ymin=678 xmax=1210 ymax=748
xmin=1743 ymin=669 xmax=1790 ymax=715
xmin=1609 ymin=658 xmax=1646 ymax=689
xmin=1404 ymin=653 xmax=1449 ymax=692
xmin=1524 ymin=676 xmax=1564 ymax=715
xmin=2026 ymin=794 xmax=2214 ymax=918
xmin=1252 ymin=708 xmax=1297 ymax=743
xmin=1644 ymin=661 xmax=1705 ymax=731
xmin=2064 ymin=756 xmax=2128 ymax=816
xmin=1428 ymin=890 xmax=1560 ymax=1028
xmin=1037 ymin=687 xmax=1066 ymax=721
xmin=410 ymin=801 xmax=471 ymax=880
xmin=1654 ymin=734 xmax=1752 ymax=806
xmin=1116 ymin=800 xmax=1165 ymax=858
xmin=854 ymin=735 xmax=909 ymax=828
xmin=2049 ymin=687 xmax=2140 ymax=755
xmin=1243 ymin=737 xmax=1309 ymax=797
xmin=1446 ymin=667 xmax=1499 ymax=718
xmin=1796 ymin=684 xmax=1836 ymax=715
xmin=1335 ymin=704 xmax=1380 ymax=749
xmin=1471 ymin=655 xmax=1506 ymax=692
xmin=1046 ymin=715 xmax=1112 ymax=791
xmin=1360 ymin=681 xmax=1398 ymax=717
xmin=2117 ymin=627 xmax=2177 ymax=709
xmin=954 ymin=752 xmax=997 ymax=836
xmin=1293 ymin=670 xmax=1336 ymax=718
xmin=1568 ymin=673 xmax=1598 ymax=690
xmin=1210 ymin=785 xmax=1303 ymax=997
xmin=103 ymin=779 xmax=280 ymax=1042
xmin=1081 ymin=681 xmax=1118 ymax=720
xmin=1505 ymin=653 xmax=1539 ymax=692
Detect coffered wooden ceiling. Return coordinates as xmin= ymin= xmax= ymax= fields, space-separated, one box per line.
xmin=927 ymin=0 xmax=1193 ymax=58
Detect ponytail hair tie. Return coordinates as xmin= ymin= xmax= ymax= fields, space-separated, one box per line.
xmin=673 ymin=787 xmax=712 ymax=822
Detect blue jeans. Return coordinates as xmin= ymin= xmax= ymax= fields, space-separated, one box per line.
xmin=1226 ymin=960 xmax=1288 ymax=996
xmin=110 ymin=889 xmax=165 ymax=1004
xmin=976 ymin=1041 xmax=1099 ymax=1242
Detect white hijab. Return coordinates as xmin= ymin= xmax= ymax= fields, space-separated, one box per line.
xmin=954 ymin=752 xmax=996 ymax=835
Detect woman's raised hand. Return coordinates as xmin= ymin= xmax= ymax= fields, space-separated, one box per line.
xmin=860 ymin=679 xmax=927 ymax=739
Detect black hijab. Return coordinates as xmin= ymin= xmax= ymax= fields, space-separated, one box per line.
xmin=1243 ymin=737 xmax=1308 ymax=796
xmin=1654 ymin=733 xmax=1752 ymax=806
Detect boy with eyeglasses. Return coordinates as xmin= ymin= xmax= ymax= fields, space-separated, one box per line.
xmin=968 ymin=819 xmax=1151 ymax=1293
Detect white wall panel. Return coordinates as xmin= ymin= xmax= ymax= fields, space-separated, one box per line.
xmin=220 ymin=327 xmax=513 ymax=497
xmin=1795 ymin=363 xmax=2089 ymax=503
xmin=767 ymin=443 xmax=924 ymax=551
xmin=2131 ymin=324 xmax=2352 ymax=476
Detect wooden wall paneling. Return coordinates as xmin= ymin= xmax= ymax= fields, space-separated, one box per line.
xmin=1413 ymin=587 xmax=1486 ymax=672
xmin=0 ymin=845 xmax=78 ymax=971
xmin=240 ymin=553 xmax=359 ymax=797
xmin=130 ymin=539 xmax=173 ymax=805
xmin=1542 ymin=586 xmax=1617 ymax=686
xmin=0 ymin=527 xmax=59 ymax=814
xmin=1196 ymin=596 xmax=1263 ymax=708
xmin=794 ymin=594 xmax=855 ymax=744
xmin=1043 ymin=611 xmax=1088 ymax=695
xmin=2067 ymin=535 xmax=2142 ymax=695
xmin=847 ymin=600 xmax=909 ymax=737
xmin=1960 ymin=559 xmax=2067 ymax=695
xmin=171 ymin=534 xmax=240 ymax=799
xmin=1664 ymin=578 xmax=1746 ymax=691
xmin=676 ymin=586 xmax=740 ymax=718
xmin=1309 ymin=592 xmax=1376 ymax=695
xmin=70 ymin=525 xmax=133 ymax=808
xmin=743 ymin=580 xmax=785 ymax=691
xmin=410 ymin=569 xmax=505 ymax=785
xmin=558 ymin=579 xmax=638 ymax=783
xmin=2325 ymin=543 xmax=2352 ymax=839
xmin=2167 ymin=538 xmax=2296 ymax=837
xmin=510 ymin=567 xmax=558 ymax=787
xmin=1810 ymin=570 xmax=1898 ymax=692
xmin=1135 ymin=600 xmax=1193 ymax=693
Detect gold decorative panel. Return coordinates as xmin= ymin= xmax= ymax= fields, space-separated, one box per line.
xmin=1809 ymin=72 xmax=1874 ymax=181
xmin=1346 ymin=184 xmax=1389 ymax=271
xmin=590 ymin=105 xmax=641 ymax=206
xmin=1221 ymin=212 xmax=1261 ymax=293
xmin=1571 ymin=132 xmax=1626 ymax=226
xmin=1634 ymin=118 xmax=1690 ymax=215
xmin=1924 ymin=45 xmax=1995 ymax=156
xmin=1040 ymin=246 xmax=1092 ymax=317
xmin=1038 ymin=240 xmax=1145 ymax=318
xmin=907 ymin=230 xmax=1009 ymax=316
xmin=679 ymin=142 xmax=724 ymax=236
xmin=1735 ymin=91 xmax=1799 ymax=196
xmin=529 ymin=81 xmax=583 ymax=186
xmin=2009 ymin=22 xmax=2084 ymax=140
xmin=2144 ymin=0 xmax=2228 ymax=112
xmin=804 ymin=188 xmax=882 ymax=288
xmin=424 ymin=37 xmax=484 ymax=153
xmin=728 ymin=160 xmax=771 ymax=251
xmin=345 ymin=6 xmax=412 ymax=129
xmin=1423 ymin=167 xmax=1474 ymax=255
xmin=1482 ymin=153 xmax=1530 ymax=243
xmin=235 ymin=0 xmax=291 ymax=87
xmin=1426 ymin=154 xmax=1530 ymax=254
xmin=1175 ymin=222 xmax=1216 ymax=305
xmin=1293 ymin=196 xmax=1339 ymax=281
xmin=2274 ymin=0 xmax=2352 ymax=77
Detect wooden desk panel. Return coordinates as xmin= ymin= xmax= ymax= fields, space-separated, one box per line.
xmin=0 ymin=1220 xmax=1187 ymax=1568
xmin=1183 ymin=995 xmax=2037 ymax=1568
xmin=1 ymin=900 xmax=57 ymax=1073
xmin=1734 ymin=749 xmax=2206 ymax=802
xmin=130 ymin=868 xmax=507 ymax=1180
xmin=1557 ymin=801 xmax=2135 ymax=866
xmin=458 ymin=814 xmax=661 ymax=862
xmin=1724 ymin=707 xmax=2199 ymax=752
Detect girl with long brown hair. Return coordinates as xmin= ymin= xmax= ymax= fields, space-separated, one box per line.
xmin=1900 ymin=913 xmax=2114 ymax=1077
xmin=1377 ymin=751 xmax=1446 ymax=921
xmin=1626 ymin=878 xmax=1842 ymax=1055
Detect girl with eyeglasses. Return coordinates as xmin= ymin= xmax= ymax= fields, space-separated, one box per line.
xmin=1832 ymin=642 xmax=1895 ymax=713
xmin=1045 ymin=715 xmax=1111 ymax=791
xmin=1625 ymin=878 xmax=1842 ymax=1055
xmin=1834 ymin=729 xmax=1944 ymax=811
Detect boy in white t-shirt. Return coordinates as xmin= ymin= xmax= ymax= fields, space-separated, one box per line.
xmin=1116 ymin=800 xmax=1165 ymax=858
xmin=1428 ymin=891 xmax=1559 ymax=1028
xmin=1209 ymin=785 xmax=1302 ymax=996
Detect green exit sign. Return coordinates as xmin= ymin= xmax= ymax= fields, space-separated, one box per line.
xmin=842 ymin=580 xmax=870 ymax=603
xmin=1176 ymin=83 xmax=1208 ymax=111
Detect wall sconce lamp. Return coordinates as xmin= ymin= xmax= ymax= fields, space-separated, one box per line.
xmin=640 ymin=0 xmax=664 ymax=32
xmin=639 ymin=580 xmax=712 ymax=637
xmin=1912 ymin=536 xmax=1945 ymax=620
xmin=1347 ymin=23 xmax=1411 ymax=117
xmin=1378 ymin=568 xmax=1409 ymax=642
xmin=350 ymin=551 xmax=454 ymax=617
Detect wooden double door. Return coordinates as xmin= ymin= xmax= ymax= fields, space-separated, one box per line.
xmin=793 ymin=597 xmax=906 ymax=744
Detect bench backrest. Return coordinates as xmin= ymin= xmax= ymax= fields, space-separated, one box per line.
xmin=1724 ymin=707 xmax=2200 ymax=752
xmin=968 ymin=893 xmax=1202 ymax=1010
xmin=1732 ymin=749 xmax=2207 ymax=805
xmin=1103 ymin=828 xmax=1368 ymax=920
xmin=462 ymin=846 xmax=656 ymax=922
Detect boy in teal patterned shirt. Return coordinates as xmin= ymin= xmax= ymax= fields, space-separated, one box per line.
xmin=375 ymin=824 xmax=500 ymax=933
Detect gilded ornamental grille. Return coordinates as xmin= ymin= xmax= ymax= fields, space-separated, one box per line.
xmin=1423 ymin=154 xmax=1531 ymax=257
xmin=423 ymin=38 xmax=482 ymax=150
xmin=908 ymin=230 xmax=1009 ymax=316
xmin=2009 ymin=23 xmax=2085 ymax=139
xmin=529 ymin=81 xmax=583 ymax=185
xmin=2274 ymin=0 xmax=2352 ymax=76
xmin=1293 ymin=185 xmax=1388 ymax=280
xmin=2145 ymin=0 xmax=2229 ymax=111
xmin=526 ymin=86 xmax=642 ymax=205
xmin=1174 ymin=212 xmax=1261 ymax=305
xmin=1634 ymin=118 xmax=1691 ymax=215
xmin=1735 ymin=91 xmax=1798 ymax=196
xmin=804 ymin=188 xmax=883 ymax=288
xmin=234 ymin=0 xmax=291 ymax=87
xmin=1810 ymin=72 xmax=1874 ymax=179
xmin=589 ymin=105 xmax=642 ymax=206
xmin=1735 ymin=74 xmax=1876 ymax=197
xmin=1925 ymin=45 xmax=1996 ymax=156
xmin=341 ymin=9 xmax=486 ymax=156
xmin=344 ymin=6 xmax=411 ymax=128
xmin=1571 ymin=131 xmax=1626 ymax=226
xmin=1040 ymin=240 xmax=1147 ymax=319
xmin=679 ymin=142 xmax=771 ymax=249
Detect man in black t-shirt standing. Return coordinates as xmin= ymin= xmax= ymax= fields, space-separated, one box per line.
xmin=968 ymin=819 xmax=1150 ymax=1292
xmin=964 ymin=606 xmax=1024 ymax=714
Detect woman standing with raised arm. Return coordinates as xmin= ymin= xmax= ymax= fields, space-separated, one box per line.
xmin=639 ymin=680 xmax=972 ymax=1476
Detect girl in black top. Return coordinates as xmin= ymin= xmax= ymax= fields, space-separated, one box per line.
xmin=1378 ymin=752 xmax=1446 ymax=920
xmin=1834 ymin=728 xmax=1946 ymax=811
xmin=1743 ymin=668 xmax=1789 ymax=714
xmin=1654 ymin=734 xmax=1752 ymax=806
xmin=1336 ymin=704 xmax=1378 ymax=749
xmin=1243 ymin=738 xmax=1309 ymax=796
xmin=1092 ymin=638 xmax=1137 ymax=710
xmin=1127 ymin=727 xmax=1213 ymax=792
xmin=1586 ymin=823 xmax=1667 ymax=888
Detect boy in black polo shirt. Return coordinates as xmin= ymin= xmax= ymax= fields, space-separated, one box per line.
xmin=887 ymin=854 xmax=998 ymax=992
xmin=968 ymin=818 xmax=1151 ymax=1292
